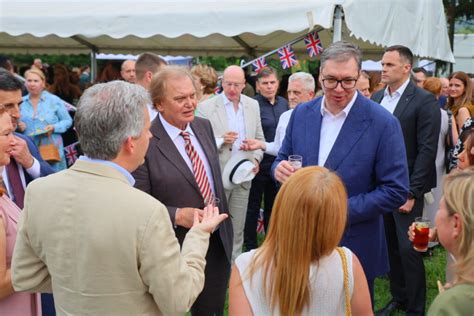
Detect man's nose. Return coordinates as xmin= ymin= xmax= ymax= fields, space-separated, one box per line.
xmin=334 ymin=83 xmax=345 ymax=92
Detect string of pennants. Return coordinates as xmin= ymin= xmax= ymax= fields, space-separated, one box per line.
xmin=250 ymin=31 xmax=324 ymax=72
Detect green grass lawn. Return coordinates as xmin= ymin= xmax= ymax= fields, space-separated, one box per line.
xmin=214 ymin=246 xmax=447 ymax=316
xmin=374 ymin=246 xmax=447 ymax=315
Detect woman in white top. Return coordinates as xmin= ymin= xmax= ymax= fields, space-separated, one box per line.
xmin=229 ymin=166 xmax=372 ymax=315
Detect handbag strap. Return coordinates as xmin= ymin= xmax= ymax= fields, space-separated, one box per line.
xmin=336 ymin=247 xmax=351 ymax=316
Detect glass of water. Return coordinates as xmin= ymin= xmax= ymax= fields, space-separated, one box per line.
xmin=288 ymin=155 xmax=303 ymax=170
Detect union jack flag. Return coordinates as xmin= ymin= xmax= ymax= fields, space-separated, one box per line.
xmin=304 ymin=31 xmax=324 ymax=57
xmin=256 ymin=208 xmax=265 ymax=235
xmin=277 ymin=45 xmax=298 ymax=69
xmin=65 ymin=142 xmax=79 ymax=166
xmin=251 ymin=57 xmax=268 ymax=73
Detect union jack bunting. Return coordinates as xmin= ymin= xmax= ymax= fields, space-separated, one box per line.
xmin=251 ymin=57 xmax=268 ymax=73
xmin=277 ymin=45 xmax=298 ymax=69
xmin=256 ymin=208 xmax=265 ymax=235
xmin=304 ymin=31 xmax=324 ymax=57
xmin=64 ymin=142 xmax=79 ymax=166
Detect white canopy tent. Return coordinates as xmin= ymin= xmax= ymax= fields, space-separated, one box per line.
xmin=0 ymin=0 xmax=455 ymax=70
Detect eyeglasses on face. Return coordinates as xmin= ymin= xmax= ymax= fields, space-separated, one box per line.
xmin=222 ymin=82 xmax=244 ymax=88
xmin=322 ymin=78 xmax=358 ymax=89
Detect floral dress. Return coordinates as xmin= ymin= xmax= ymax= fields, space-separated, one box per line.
xmin=449 ymin=116 xmax=474 ymax=170
xmin=20 ymin=91 xmax=73 ymax=171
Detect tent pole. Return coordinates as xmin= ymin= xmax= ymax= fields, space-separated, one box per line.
xmin=333 ymin=5 xmax=343 ymax=42
xmin=90 ymin=51 xmax=97 ymax=83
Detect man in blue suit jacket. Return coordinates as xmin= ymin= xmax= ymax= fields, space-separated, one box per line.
xmin=272 ymin=42 xmax=409 ymax=305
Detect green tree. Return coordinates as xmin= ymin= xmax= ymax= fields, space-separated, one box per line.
xmin=443 ymin=0 xmax=474 ymax=71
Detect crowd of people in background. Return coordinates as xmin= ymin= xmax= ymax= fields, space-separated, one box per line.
xmin=0 ymin=40 xmax=473 ymax=316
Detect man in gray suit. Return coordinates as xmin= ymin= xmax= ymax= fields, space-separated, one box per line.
xmin=12 ymin=80 xmax=227 ymax=315
xmin=197 ymin=65 xmax=265 ymax=260
xmin=133 ymin=66 xmax=233 ymax=315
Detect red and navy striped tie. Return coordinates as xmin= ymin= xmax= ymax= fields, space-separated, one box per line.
xmin=180 ymin=131 xmax=213 ymax=203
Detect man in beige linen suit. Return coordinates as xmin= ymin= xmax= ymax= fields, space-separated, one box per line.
xmin=197 ymin=65 xmax=265 ymax=260
xmin=11 ymin=81 xmax=227 ymax=315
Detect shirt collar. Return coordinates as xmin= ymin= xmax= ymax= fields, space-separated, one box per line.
xmin=320 ymin=91 xmax=358 ymax=117
xmin=221 ymin=93 xmax=242 ymax=109
xmin=158 ymin=113 xmax=193 ymax=141
xmin=25 ymin=90 xmax=47 ymax=102
xmin=78 ymin=156 xmax=135 ymax=186
xmin=384 ymin=78 xmax=411 ymax=98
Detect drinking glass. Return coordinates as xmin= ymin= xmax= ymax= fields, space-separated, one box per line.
xmin=288 ymin=155 xmax=303 ymax=170
xmin=413 ymin=217 xmax=430 ymax=252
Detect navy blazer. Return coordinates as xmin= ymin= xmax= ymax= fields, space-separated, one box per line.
xmin=272 ymin=93 xmax=409 ymax=280
xmin=15 ymin=132 xmax=55 ymax=184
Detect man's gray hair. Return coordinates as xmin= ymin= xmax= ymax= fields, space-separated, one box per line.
xmin=75 ymin=81 xmax=147 ymax=160
xmin=288 ymin=72 xmax=315 ymax=92
xmin=320 ymin=41 xmax=362 ymax=71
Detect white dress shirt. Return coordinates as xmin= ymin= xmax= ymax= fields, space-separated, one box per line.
xmin=265 ymin=108 xmax=293 ymax=156
xmin=222 ymin=94 xmax=246 ymax=155
xmin=380 ymin=78 xmax=410 ymax=114
xmin=2 ymin=158 xmax=40 ymax=200
xmin=318 ymin=92 xmax=358 ymax=166
xmin=147 ymin=103 xmax=158 ymax=122
xmin=159 ymin=113 xmax=216 ymax=196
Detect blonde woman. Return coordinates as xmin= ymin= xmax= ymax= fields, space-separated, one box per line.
xmin=229 ymin=166 xmax=372 ymax=315
xmin=191 ymin=64 xmax=218 ymax=103
xmin=427 ymin=168 xmax=474 ymax=315
xmin=20 ymin=68 xmax=72 ymax=171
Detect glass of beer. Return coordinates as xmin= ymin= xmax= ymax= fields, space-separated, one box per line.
xmin=413 ymin=217 xmax=430 ymax=252
xmin=288 ymin=155 xmax=303 ymax=170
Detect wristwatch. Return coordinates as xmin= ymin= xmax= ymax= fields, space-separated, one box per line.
xmin=408 ymin=191 xmax=415 ymax=200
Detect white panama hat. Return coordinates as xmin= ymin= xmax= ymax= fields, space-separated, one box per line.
xmin=222 ymin=151 xmax=256 ymax=190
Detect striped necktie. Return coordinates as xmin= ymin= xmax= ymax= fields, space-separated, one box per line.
xmin=180 ymin=131 xmax=213 ymax=203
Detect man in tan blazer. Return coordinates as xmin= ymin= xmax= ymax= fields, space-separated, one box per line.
xmin=197 ymin=65 xmax=265 ymax=260
xmin=11 ymin=81 xmax=227 ymax=315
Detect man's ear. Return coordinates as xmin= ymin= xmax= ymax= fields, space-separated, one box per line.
xmin=404 ymin=64 xmax=412 ymax=75
xmin=155 ymin=102 xmax=163 ymax=112
xmin=146 ymin=71 xmax=153 ymax=83
xmin=123 ymin=136 xmax=134 ymax=154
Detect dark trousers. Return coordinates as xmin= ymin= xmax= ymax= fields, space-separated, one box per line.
xmin=243 ymin=172 xmax=278 ymax=251
xmin=41 ymin=293 xmax=56 ymax=316
xmin=384 ymin=198 xmax=426 ymax=316
xmin=191 ymin=233 xmax=230 ymax=316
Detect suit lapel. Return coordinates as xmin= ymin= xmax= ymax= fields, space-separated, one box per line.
xmin=242 ymin=99 xmax=253 ymax=137
xmin=393 ymin=81 xmax=416 ymax=118
xmin=150 ymin=118 xmax=201 ymax=194
xmin=306 ymin=100 xmax=323 ymax=165
xmin=325 ymin=95 xmax=371 ymax=171
xmin=215 ymin=95 xmax=229 ymax=134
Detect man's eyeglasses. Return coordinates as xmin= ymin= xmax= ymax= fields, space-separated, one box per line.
xmin=322 ymin=78 xmax=358 ymax=89
xmin=222 ymin=82 xmax=244 ymax=88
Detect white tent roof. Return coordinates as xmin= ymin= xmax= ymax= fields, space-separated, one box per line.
xmin=0 ymin=0 xmax=454 ymax=62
